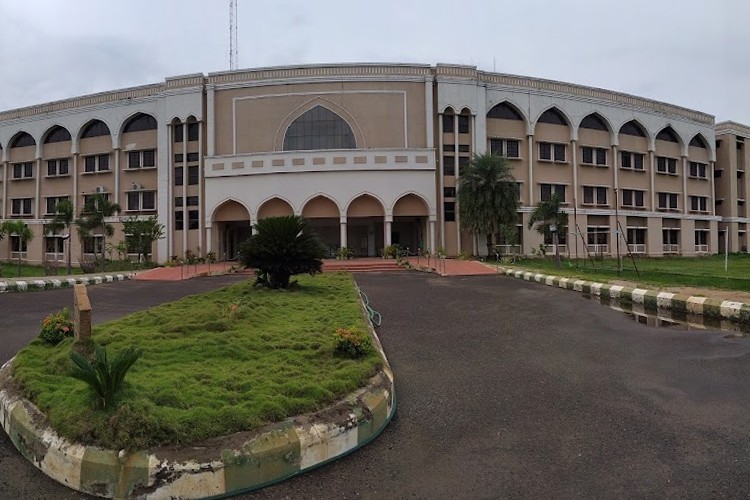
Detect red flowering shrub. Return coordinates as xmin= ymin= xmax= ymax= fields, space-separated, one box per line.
xmin=39 ymin=308 xmax=75 ymax=345
xmin=334 ymin=326 xmax=372 ymax=358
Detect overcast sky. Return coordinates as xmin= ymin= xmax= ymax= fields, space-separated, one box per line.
xmin=1 ymin=0 xmax=747 ymax=125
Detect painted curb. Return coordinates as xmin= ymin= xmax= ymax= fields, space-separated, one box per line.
xmin=0 ymin=273 xmax=133 ymax=293
xmin=0 ymin=288 xmax=395 ymax=499
xmin=500 ymin=267 xmax=750 ymax=323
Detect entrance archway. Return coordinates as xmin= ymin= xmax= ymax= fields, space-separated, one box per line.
xmin=347 ymin=194 xmax=385 ymax=257
xmin=392 ymin=194 xmax=430 ymax=252
xmin=257 ymin=197 xmax=294 ymax=219
xmin=212 ymin=200 xmax=251 ymax=260
xmin=302 ymin=195 xmax=341 ymax=258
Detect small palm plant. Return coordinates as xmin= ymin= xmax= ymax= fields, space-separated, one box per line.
xmin=69 ymin=344 xmax=141 ymax=409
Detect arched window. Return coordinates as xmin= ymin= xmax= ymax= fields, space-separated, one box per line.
xmin=656 ymin=127 xmax=679 ymax=143
xmin=44 ymin=126 xmax=72 ymax=143
xmin=689 ymin=135 xmax=708 ymax=148
xmin=580 ymin=114 xmax=609 ymax=131
xmin=537 ymin=108 xmax=568 ymax=126
xmin=619 ymin=120 xmax=646 ymax=137
xmin=123 ymin=113 xmax=157 ymax=133
xmin=283 ymin=106 xmax=355 ymax=151
xmin=81 ymin=120 xmax=111 ymax=138
xmin=10 ymin=132 xmax=35 ymax=148
xmin=487 ymin=102 xmax=523 ymax=120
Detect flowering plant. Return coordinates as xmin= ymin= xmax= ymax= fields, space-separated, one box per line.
xmin=334 ymin=326 xmax=372 ymax=358
xmin=39 ymin=308 xmax=75 ymax=345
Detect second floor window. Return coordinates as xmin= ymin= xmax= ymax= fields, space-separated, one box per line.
xmin=622 ymin=189 xmax=645 ymax=208
xmin=13 ymin=162 xmax=33 ymax=179
xmin=126 ymin=191 xmax=156 ymax=212
xmin=689 ymin=162 xmax=707 ymax=179
xmin=690 ymin=196 xmax=708 ymax=212
xmin=582 ymin=186 xmax=607 ymax=205
xmin=539 ymin=142 xmax=566 ymax=162
xmin=128 ymin=149 xmax=156 ymax=169
xmin=489 ymin=139 xmax=521 ymax=158
xmin=540 ymin=183 xmax=566 ymax=202
xmin=621 ymin=151 xmax=645 ymax=171
xmin=84 ymin=154 xmax=110 ymax=173
xmin=11 ymin=198 xmax=33 ymax=216
xmin=47 ymin=158 xmax=69 ymax=177
xmin=45 ymin=196 xmax=70 ymax=215
xmin=581 ymin=147 xmax=607 ymax=166
xmin=656 ymin=156 xmax=678 ymax=175
xmin=657 ymin=192 xmax=679 ymax=210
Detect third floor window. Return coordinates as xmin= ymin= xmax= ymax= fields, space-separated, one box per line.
xmin=489 ymin=139 xmax=521 ymax=159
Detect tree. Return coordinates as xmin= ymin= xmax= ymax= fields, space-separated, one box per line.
xmin=528 ymin=193 xmax=568 ymax=268
xmin=2 ymin=220 xmax=34 ymax=277
xmin=47 ymin=199 xmax=75 ymax=275
xmin=122 ymin=216 xmax=165 ymax=262
xmin=76 ymin=194 xmax=121 ymax=261
xmin=238 ymin=215 xmax=327 ymax=289
xmin=457 ymin=153 xmax=520 ymax=256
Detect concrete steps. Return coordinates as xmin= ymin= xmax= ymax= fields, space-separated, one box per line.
xmin=322 ymin=259 xmax=403 ymax=273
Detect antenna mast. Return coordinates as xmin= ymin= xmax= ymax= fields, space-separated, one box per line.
xmin=229 ymin=0 xmax=238 ymax=70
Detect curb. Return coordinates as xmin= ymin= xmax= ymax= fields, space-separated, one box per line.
xmin=499 ymin=267 xmax=750 ymax=323
xmin=0 ymin=288 xmax=395 ymax=499
xmin=0 ymin=273 xmax=134 ymax=293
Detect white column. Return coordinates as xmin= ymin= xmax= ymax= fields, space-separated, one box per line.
xmin=385 ymin=217 xmax=392 ymax=247
xmin=2 ymin=161 xmax=7 ymax=218
xmin=571 ymin=139 xmax=578 ymax=211
xmin=207 ymin=85 xmax=216 ymax=157
xmin=528 ymin=134 xmax=534 ymax=205
xmin=113 ymin=148 xmax=120 ymax=204
xmin=682 ymin=156 xmax=688 ymax=214
xmin=429 ymin=219 xmax=436 ymax=253
xmin=612 ymin=145 xmax=619 ymax=190
xmin=710 ymin=161 xmax=716 ymax=216
xmin=206 ymin=225 xmax=212 ymax=253
xmin=340 ymin=217 xmax=347 ymax=249
xmin=424 ymin=80 xmax=434 ymax=149
xmin=455 ymin=114 xmax=461 ymax=253
xmin=72 ymin=154 xmax=78 ymax=214
xmin=35 ymin=157 xmax=41 ymax=218
xmin=649 ymin=150 xmax=656 ymax=211
xmin=182 ymin=123 xmax=188 ymax=256
xmin=198 ymin=121 xmax=204 ymax=255
xmin=166 ymin=124 xmax=173 ymax=259
xmin=438 ymin=112 xmax=445 ymax=248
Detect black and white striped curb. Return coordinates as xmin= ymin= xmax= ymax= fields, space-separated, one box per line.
xmin=500 ymin=267 xmax=750 ymax=323
xmin=0 ymin=273 xmax=134 ymax=293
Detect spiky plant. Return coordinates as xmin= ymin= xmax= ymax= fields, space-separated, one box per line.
xmin=69 ymin=344 xmax=141 ymax=409
xmin=239 ymin=215 xmax=327 ymax=289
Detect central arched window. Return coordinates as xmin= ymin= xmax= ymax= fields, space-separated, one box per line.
xmin=283 ymin=106 xmax=355 ymax=151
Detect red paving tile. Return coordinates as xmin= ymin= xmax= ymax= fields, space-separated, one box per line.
xmin=414 ymin=258 xmax=498 ymax=276
xmin=134 ymin=262 xmax=236 ymax=281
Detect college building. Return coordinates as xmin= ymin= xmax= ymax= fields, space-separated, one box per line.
xmin=0 ymin=63 xmax=746 ymax=265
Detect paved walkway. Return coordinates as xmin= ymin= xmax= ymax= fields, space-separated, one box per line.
xmin=133 ymin=262 xmax=236 ymax=281
xmin=408 ymin=256 xmax=499 ymax=276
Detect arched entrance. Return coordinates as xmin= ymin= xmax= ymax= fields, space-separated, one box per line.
xmin=392 ymin=194 xmax=430 ymax=252
xmin=347 ymin=195 xmax=385 ymax=257
xmin=212 ymin=200 xmax=251 ymax=260
xmin=302 ymin=195 xmax=341 ymax=258
xmin=257 ymin=197 xmax=294 ymax=219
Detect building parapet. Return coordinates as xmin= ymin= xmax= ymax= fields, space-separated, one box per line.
xmin=716 ymin=121 xmax=750 ymax=137
xmin=205 ymin=148 xmax=435 ymax=178
xmin=208 ymin=63 xmax=433 ymax=85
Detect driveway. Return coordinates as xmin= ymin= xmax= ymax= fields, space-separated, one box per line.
xmin=2 ymin=272 xmax=750 ymax=498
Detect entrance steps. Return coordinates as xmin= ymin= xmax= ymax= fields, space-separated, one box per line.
xmin=322 ymin=258 xmax=403 ymax=273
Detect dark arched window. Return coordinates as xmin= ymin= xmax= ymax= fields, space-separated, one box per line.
xmin=283 ymin=106 xmax=355 ymax=151
xmin=81 ymin=120 xmax=111 ymax=138
xmin=123 ymin=113 xmax=157 ymax=133
xmin=487 ymin=102 xmax=523 ymax=120
xmin=44 ymin=126 xmax=72 ymax=143
xmin=580 ymin=114 xmax=609 ymax=131
xmin=619 ymin=120 xmax=646 ymax=137
xmin=10 ymin=132 xmax=35 ymax=148
xmin=656 ymin=127 xmax=679 ymax=143
xmin=537 ymin=108 xmax=568 ymax=126
xmin=689 ymin=135 xmax=707 ymax=148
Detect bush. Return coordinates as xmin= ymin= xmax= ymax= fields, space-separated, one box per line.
xmin=334 ymin=326 xmax=373 ymax=358
xmin=69 ymin=344 xmax=141 ymax=409
xmin=337 ymin=246 xmax=353 ymax=260
xmin=39 ymin=308 xmax=74 ymax=345
xmin=382 ymin=245 xmax=399 ymax=259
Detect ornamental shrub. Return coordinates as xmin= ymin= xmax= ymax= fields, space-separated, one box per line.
xmin=334 ymin=326 xmax=372 ymax=358
xmin=69 ymin=344 xmax=141 ymax=410
xmin=39 ymin=308 xmax=74 ymax=345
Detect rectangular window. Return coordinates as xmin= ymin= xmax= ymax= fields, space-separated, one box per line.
xmin=582 ymin=186 xmax=607 ymax=205
xmin=443 ymin=187 xmax=456 ymax=198
xmin=622 ymin=189 xmax=645 ymax=208
xmin=81 ymin=193 xmax=111 ymax=212
xmin=10 ymin=235 xmax=28 ymax=254
xmin=126 ymin=149 xmax=156 ymax=169
xmin=690 ymin=196 xmax=708 ymax=212
xmin=175 ymin=211 xmax=184 ymax=230
xmin=175 ymin=197 xmax=184 ymax=207
xmin=126 ymin=191 xmax=156 ymax=212
xmin=11 ymin=198 xmax=33 ymax=216
xmin=175 ymin=166 xmax=184 ymax=186
xmin=83 ymin=154 xmax=110 ymax=173
xmin=143 ymin=149 xmax=155 ymax=167
xmin=186 ymin=152 xmax=199 ymax=163
xmin=689 ymin=161 xmax=707 ymax=179
xmin=657 ymin=192 xmax=679 ymax=210
xmin=539 ymin=142 xmax=565 ymax=162
xmin=442 ymin=144 xmax=455 ymax=152
xmin=45 ymin=196 xmax=69 ymax=215
xmin=582 ymin=147 xmax=593 ymax=165
xmin=444 ymin=201 xmax=456 ymax=222
xmin=44 ymin=236 xmax=65 ymax=254
xmin=457 ymin=115 xmax=469 ymax=134
xmin=587 ymin=227 xmax=609 ymax=245
xmin=13 ymin=162 xmax=33 ymax=179
xmin=540 ymin=184 xmax=566 ymax=202
xmin=539 ymin=142 xmax=552 ymax=160
xmin=188 ymin=165 xmax=199 ymax=185
xmin=490 ymin=138 xmax=520 ymax=158
xmin=46 ymin=158 xmax=69 ymax=177
xmin=595 ymin=148 xmax=607 ymax=165
xmin=442 ymin=115 xmax=454 ymax=133
xmin=187 ymin=122 xmax=199 ymax=141
xmin=634 ymin=153 xmax=644 ymax=170
xmin=126 ymin=192 xmax=140 ymax=211
xmin=84 ymin=156 xmax=96 ymax=173
xmin=443 ymin=156 xmax=455 ymax=176
xmin=128 ymin=151 xmax=140 ymax=169
xmin=553 ymin=144 xmax=566 ymax=162
xmin=695 ymin=230 xmax=709 ymax=251
xmin=621 ymin=152 xmax=645 ymax=171
xmin=458 ymin=144 xmax=470 ymax=153
xmin=186 ymin=195 xmax=199 ymax=206
xmin=83 ymin=236 xmax=104 ymax=255
xmin=174 ymin=153 xmax=184 ymax=163
xmin=458 ymin=156 xmax=470 ymax=174
xmin=174 ymin=124 xmax=184 ymax=142
xmin=98 ymin=154 xmax=109 ymax=171
xmin=188 ymin=210 xmax=199 ymax=230
xmin=143 ymin=191 xmax=155 ymax=210
xmin=656 ymin=156 xmax=677 ymax=174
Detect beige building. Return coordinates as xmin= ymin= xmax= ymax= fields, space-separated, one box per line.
xmin=0 ymin=63 xmax=740 ymax=265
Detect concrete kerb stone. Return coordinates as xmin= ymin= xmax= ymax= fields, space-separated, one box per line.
xmin=0 ymin=273 xmax=133 ymax=294
xmin=0 ymin=285 xmax=396 ymax=499
xmin=499 ymin=267 xmax=750 ymax=323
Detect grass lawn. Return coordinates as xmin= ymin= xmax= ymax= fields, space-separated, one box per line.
xmin=12 ymin=273 xmax=381 ymax=450
xmin=497 ymin=254 xmax=750 ymax=292
xmin=0 ymin=262 xmax=83 ymax=279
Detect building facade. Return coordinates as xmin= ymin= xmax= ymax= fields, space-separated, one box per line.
xmin=0 ymin=63 xmax=742 ymax=265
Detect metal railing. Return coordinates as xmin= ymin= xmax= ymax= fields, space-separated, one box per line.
xmin=587 ymin=244 xmax=609 ymax=255
xmin=695 ymin=244 xmax=709 ymax=253
xmin=662 ymin=244 xmax=679 ymax=254
xmin=628 ymin=244 xmax=647 ymax=254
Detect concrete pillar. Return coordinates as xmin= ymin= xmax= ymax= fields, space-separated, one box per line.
xmin=385 ymin=217 xmax=392 ymax=247
xmin=528 ymin=134 xmax=535 ymax=205
xmin=205 ymin=226 xmax=212 ymax=253
xmin=429 ymin=220 xmax=436 ymax=253
xmin=340 ymin=217 xmax=347 ymax=248
xmin=682 ymin=156 xmax=689 ymax=213
xmin=113 ymin=148 xmax=120 ymax=204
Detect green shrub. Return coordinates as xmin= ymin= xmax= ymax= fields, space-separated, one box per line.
xmin=334 ymin=326 xmax=372 ymax=358
xmin=382 ymin=244 xmax=399 ymax=259
xmin=337 ymin=246 xmax=353 ymax=260
xmin=39 ymin=308 xmax=74 ymax=345
xmin=69 ymin=344 xmax=141 ymax=409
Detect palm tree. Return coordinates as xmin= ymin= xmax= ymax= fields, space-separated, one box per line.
xmin=457 ymin=153 xmax=520 ymax=256
xmin=47 ymin=199 xmax=75 ymax=275
xmin=3 ymin=220 xmax=34 ymax=277
xmin=239 ymin=215 xmax=327 ymax=289
xmin=76 ymin=194 xmax=121 ymax=261
xmin=528 ymin=193 xmax=568 ymax=268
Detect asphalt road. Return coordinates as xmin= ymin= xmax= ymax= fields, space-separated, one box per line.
xmin=2 ymin=272 xmax=750 ymax=499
